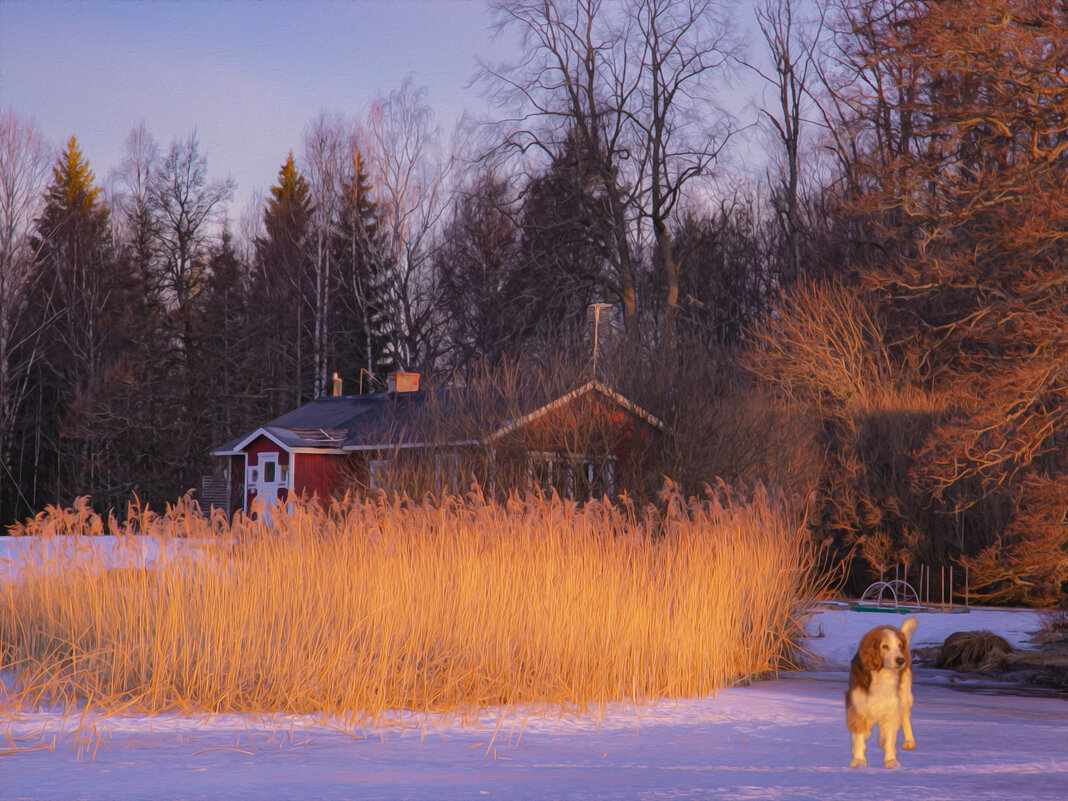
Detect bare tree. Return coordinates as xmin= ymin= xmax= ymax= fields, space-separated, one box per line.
xmin=151 ymin=131 xmax=235 ymax=327
xmin=752 ymin=0 xmax=824 ymax=282
xmin=629 ymin=0 xmax=738 ymax=341
xmin=753 ymin=0 xmax=1068 ymax=604
xmin=301 ymin=112 xmax=347 ymax=397
xmin=147 ymin=131 xmax=234 ymax=479
xmin=363 ymin=79 xmax=451 ymax=372
xmin=0 ymin=108 xmax=49 ymax=517
xmin=108 ymin=123 xmax=162 ymax=305
xmin=482 ymin=0 xmax=739 ymax=345
xmin=482 ymin=0 xmax=640 ymax=331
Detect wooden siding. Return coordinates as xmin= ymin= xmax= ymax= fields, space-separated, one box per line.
xmin=219 ymin=384 xmax=661 ymax=515
xmin=489 ymin=391 xmax=660 ymax=499
xmin=293 ymin=452 xmax=363 ymax=502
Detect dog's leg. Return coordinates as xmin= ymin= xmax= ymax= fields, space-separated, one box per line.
xmin=849 ymin=729 xmax=868 ymax=768
xmin=847 ymin=700 xmax=871 ymax=768
xmin=878 ymin=721 xmax=901 ymax=769
xmin=900 ymin=674 xmax=917 ymax=750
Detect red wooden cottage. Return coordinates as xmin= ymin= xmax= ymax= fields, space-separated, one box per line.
xmin=210 ymin=373 xmax=663 ymax=516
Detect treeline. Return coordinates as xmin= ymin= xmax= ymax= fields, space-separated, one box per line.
xmin=1 ymin=0 xmax=1065 ymax=604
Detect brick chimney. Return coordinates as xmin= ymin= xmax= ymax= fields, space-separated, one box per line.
xmin=387 ymin=372 xmax=420 ymax=393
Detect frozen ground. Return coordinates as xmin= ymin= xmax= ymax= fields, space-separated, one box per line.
xmin=1 ymin=537 xmax=1066 ymax=800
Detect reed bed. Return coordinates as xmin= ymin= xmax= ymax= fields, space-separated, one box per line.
xmin=1 ymin=488 xmax=818 ymax=723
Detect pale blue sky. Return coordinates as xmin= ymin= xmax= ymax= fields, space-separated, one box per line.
xmin=1 ymin=0 xmax=787 ymax=220
xmin=0 ymin=0 xmax=507 ymax=214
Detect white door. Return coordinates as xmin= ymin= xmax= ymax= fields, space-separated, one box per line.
xmin=248 ymin=453 xmax=285 ymax=518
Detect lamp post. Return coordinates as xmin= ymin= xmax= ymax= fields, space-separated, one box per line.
xmin=588 ymin=302 xmax=613 ymax=377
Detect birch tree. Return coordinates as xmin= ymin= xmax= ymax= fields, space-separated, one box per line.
xmin=150 ymin=131 xmax=234 ymax=343
xmin=0 ymin=108 xmax=49 ymax=518
xmin=363 ymin=79 xmax=450 ymax=372
xmin=302 ymin=113 xmax=347 ymax=398
xmin=109 ymin=123 xmax=162 ymax=307
xmin=753 ymin=0 xmax=823 ymax=283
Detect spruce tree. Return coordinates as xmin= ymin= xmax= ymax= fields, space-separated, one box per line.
xmin=20 ymin=137 xmax=139 ymax=507
xmin=333 ymin=143 xmax=396 ymax=389
xmin=512 ymin=133 xmax=611 ymax=346
xmin=254 ymin=152 xmax=314 ymax=409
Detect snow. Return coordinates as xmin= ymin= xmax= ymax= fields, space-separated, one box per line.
xmin=2 ymin=539 xmax=1066 ymax=800
xmin=0 ymin=535 xmax=208 ymax=582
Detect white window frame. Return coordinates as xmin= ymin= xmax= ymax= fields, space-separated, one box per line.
xmin=528 ymin=452 xmax=615 ymax=500
xmin=434 ymin=451 xmax=461 ymax=494
xmin=368 ymin=458 xmax=392 ymax=491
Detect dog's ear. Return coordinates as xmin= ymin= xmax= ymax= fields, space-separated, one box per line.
xmin=900 ymin=616 xmax=918 ymax=645
xmin=860 ymin=630 xmax=883 ymax=672
xmin=850 ymin=652 xmax=871 ymax=691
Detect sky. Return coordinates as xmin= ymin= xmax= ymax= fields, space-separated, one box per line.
xmin=0 ymin=0 xmax=513 ymax=216
xmin=0 ymin=0 xmax=782 ymax=224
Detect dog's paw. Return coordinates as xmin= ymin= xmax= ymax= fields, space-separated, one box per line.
xmin=883 ymin=758 xmax=901 ymax=769
xmin=902 ymin=740 xmax=917 ymax=751
xmin=849 ymin=758 xmax=867 ymax=769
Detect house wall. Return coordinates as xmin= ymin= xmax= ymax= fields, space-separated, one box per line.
xmin=228 ymin=438 xmax=367 ymax=515
xmin=293 ymin=453 xmax=365 ymax=503
xmin=228 ymin=455 xmax=245 ymax=515
xmin=492 ymin=392 xmax=661 ymax=500
xmin=223 ymin=386 xmax=660 ymax=514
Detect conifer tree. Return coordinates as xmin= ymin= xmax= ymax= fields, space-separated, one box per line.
xmin=254 ymin=152 xmax=315 ymax=408
xmin=513 ymin=133 xmax=612 ymax=345
xmin=20 ymin=137 xmax=138 ymax=507
xmin=435 ymin=170 xmax=519 ymax=371
xmin=333 ymin=141 xmax=396 ymax=387
xmin=196 ymin=227 xmax=264 ymax=456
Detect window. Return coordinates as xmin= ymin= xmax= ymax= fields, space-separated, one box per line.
xmin=528 ymin=453 xmax=615 ymax=501
xmin=580 ymin=458 xmax=614 ymax=501
xmin=434 ymin=451 xmax=461 ymax=494
xmin=264 ymin=461 xmax=276 ymax=483
xmin=369 ymin=459 xmax=392 ymax=491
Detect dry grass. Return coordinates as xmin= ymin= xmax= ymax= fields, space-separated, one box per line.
xmin=1 ymin=488 xmax=818 ymax=724
xmin=935 ymin=631 xmax=1015 ymax=673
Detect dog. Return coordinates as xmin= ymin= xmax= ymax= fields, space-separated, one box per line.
xmin=845 ymin=616 xmax=918 ymax=769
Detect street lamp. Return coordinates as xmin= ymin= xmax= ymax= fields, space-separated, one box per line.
xmin=588 ymin=302 xmax=613 ymax=377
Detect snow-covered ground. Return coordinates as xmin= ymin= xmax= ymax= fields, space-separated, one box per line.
xmin=2 ymin=537 xmax=1066 ymax=800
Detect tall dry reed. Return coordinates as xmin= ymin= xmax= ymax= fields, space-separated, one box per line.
xmin=1 ymin=488 xmax=818 ymax=723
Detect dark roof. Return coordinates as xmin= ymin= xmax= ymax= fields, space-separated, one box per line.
xmin=213 ymin=391 xmax=432 ymax=455
xmin=213 ymin=381 xmax=663 ymax=456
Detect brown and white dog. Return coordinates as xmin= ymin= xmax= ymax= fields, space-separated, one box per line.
xmin=845 ymin=616 xmax=918 ymax=769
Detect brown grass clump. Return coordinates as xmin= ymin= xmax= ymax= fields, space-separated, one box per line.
xmin=1035 ymin=611 xmax=1068 ymax=644
xmin=0 ymin=488 xmax=818 ymax=724
xmin=935 ymin=631 xmax=1015 ymax=673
